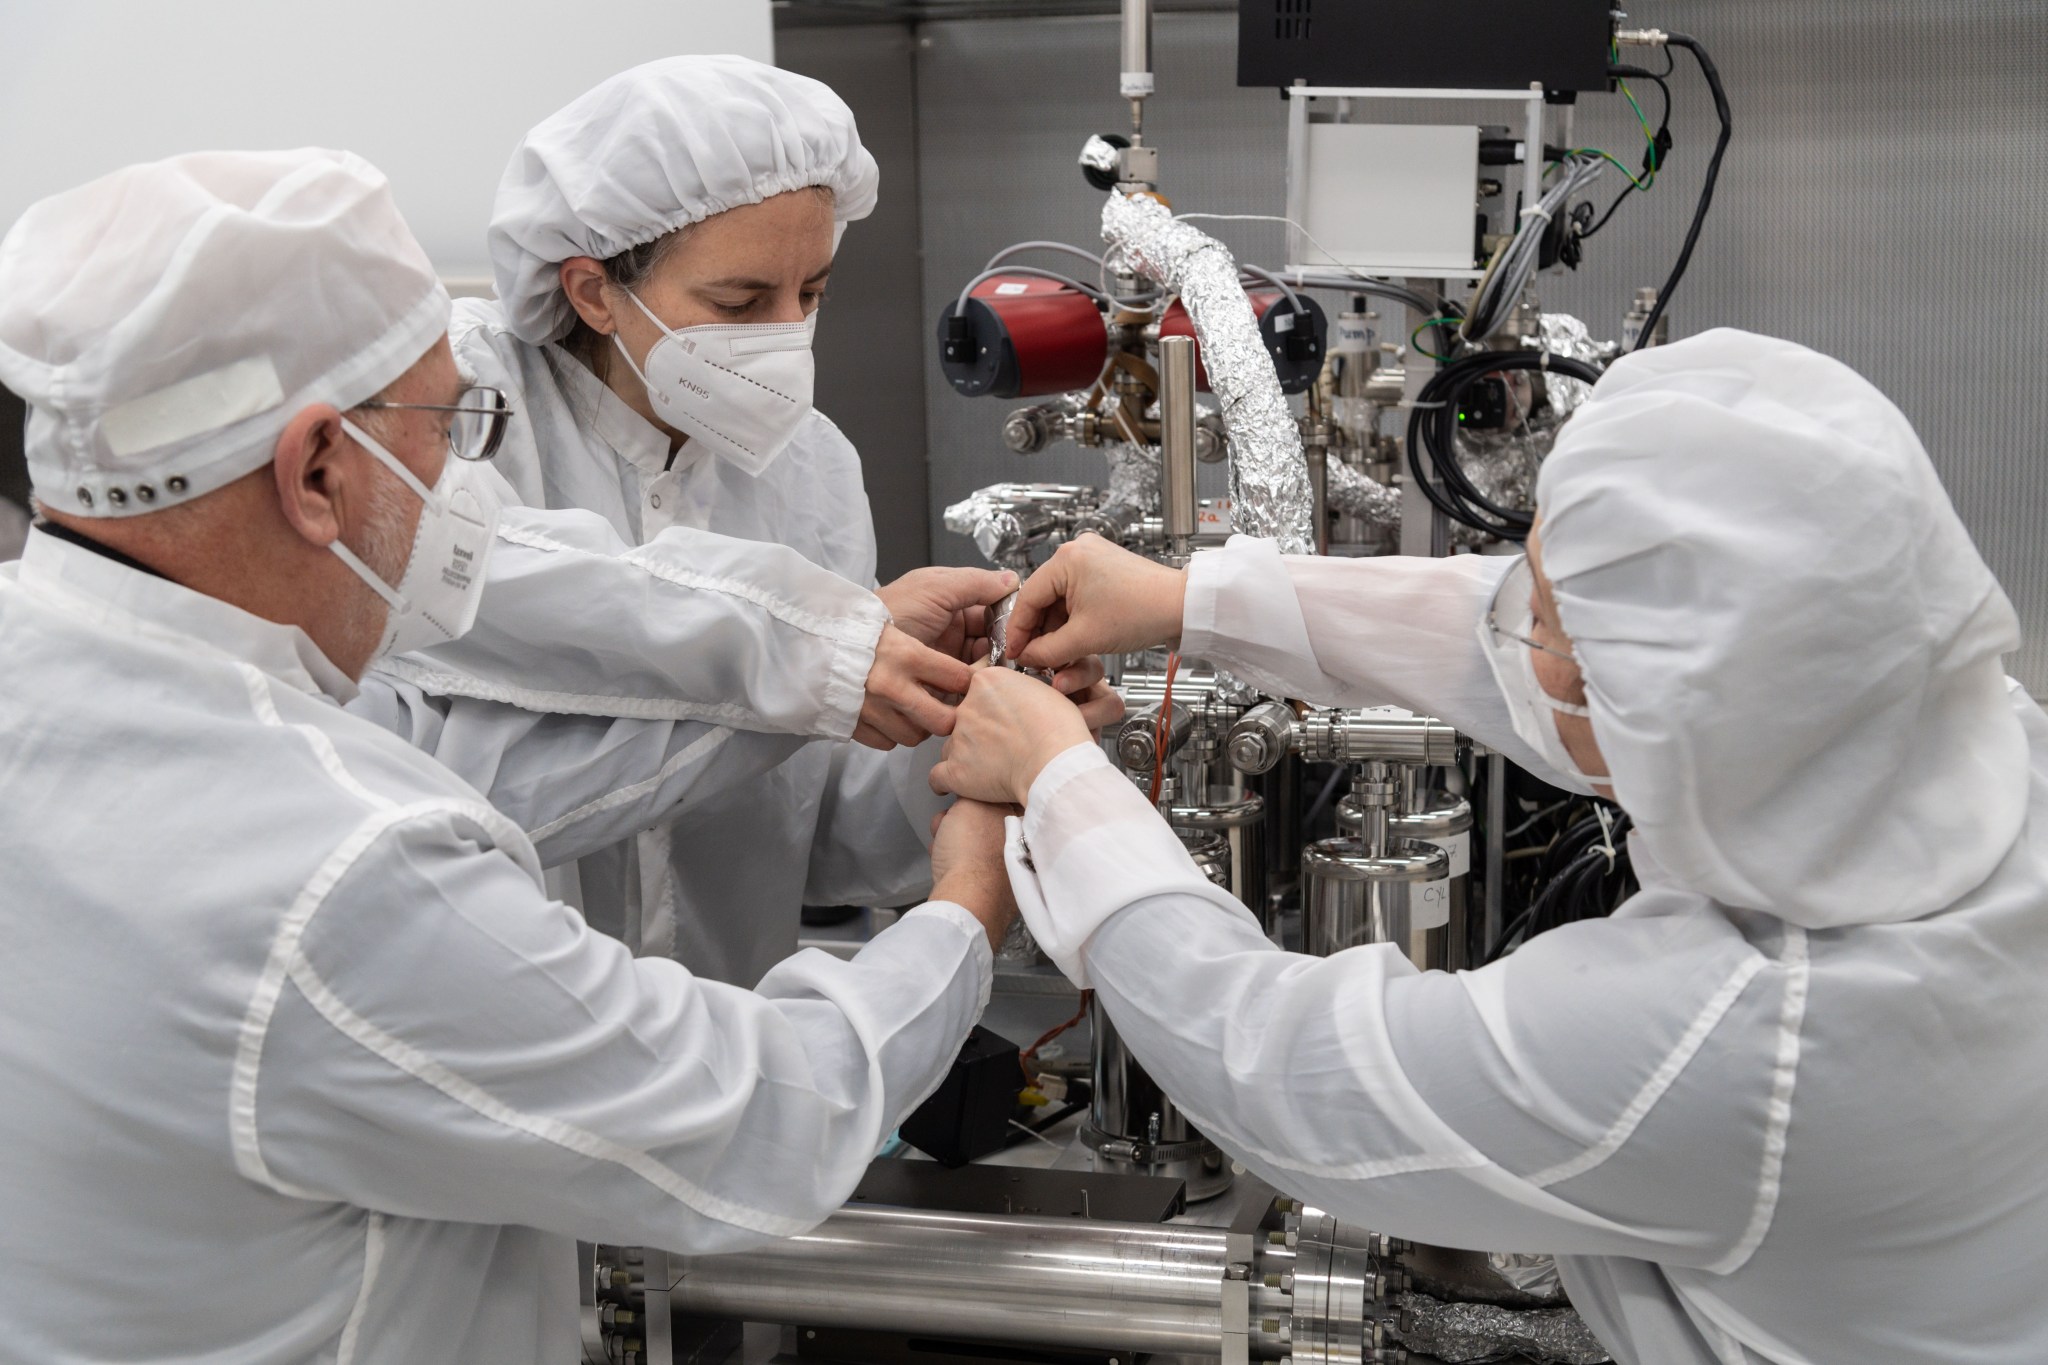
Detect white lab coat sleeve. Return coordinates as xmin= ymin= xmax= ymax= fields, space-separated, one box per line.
xmin=378 ymin=502 xmax=889 ymax=740
xmin=1179 ymin=535 xmax=1575 ymax=786
xmin=804 ymin=738 xmax=948 ymax=908
xmin=1011 ymin=744 xmax=1801 ymax=1270
xmin=347 ymin=677 xmax=811 ymax=868
xmin=245 ymin=806 xmax=993 ymax=1253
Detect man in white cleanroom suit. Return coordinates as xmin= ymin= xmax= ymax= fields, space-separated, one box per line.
xmin=0 ymin=148 xmax=1019 ymax=1364
xmin=440 ymin=56 xmax=1123 ymax=986
xmin=933 ymin=329 xmax=2048 ymax=1362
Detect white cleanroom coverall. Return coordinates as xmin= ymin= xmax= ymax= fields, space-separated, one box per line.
xmin=1006 ymin=331 xmax=2048 ymax=1363
xmin=358 ymin=498 xmax=900 ymax=870
xmin=0 ymin=528 xmax=993 ymax=1365
xmin=449 ymin=301 xmax=943 ymax=983
xmin=465 ymin=54 xmax=936 ymax=986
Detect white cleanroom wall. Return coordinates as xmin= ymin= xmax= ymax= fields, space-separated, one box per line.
xmin=0 ymin=0 xmax=774 ymax=279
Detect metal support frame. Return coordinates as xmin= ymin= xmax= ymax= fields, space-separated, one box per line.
xmin=1283 ymin=81 xmax=1548 ymax=281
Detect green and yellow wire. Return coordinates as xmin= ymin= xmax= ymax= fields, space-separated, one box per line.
xmin=1411 ymin=316 xmax=1461 ymax=363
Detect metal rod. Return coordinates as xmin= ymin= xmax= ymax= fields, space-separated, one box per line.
xmin=671 ymin=1206 xmax=1233 ymax=1353
xmin=1120 ymin=0 xmax=1155 ymax=108
xmin=1159 ymin=333 xmax=1198 ymax=557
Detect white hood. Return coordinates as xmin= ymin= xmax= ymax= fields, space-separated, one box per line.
xmin=1537 ymin=328 xmax=2026 ymax=929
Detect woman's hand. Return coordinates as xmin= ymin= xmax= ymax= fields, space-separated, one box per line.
xmin=1004 ymin=534 xmax=1189 ymax=671
xmin=928 ymin=799 xmax=1020 ymax=952
xmin=1044 ymin=655 xmax=1126 ymax=733
xmin=930 ymin=668 xmax=1097 ymax=807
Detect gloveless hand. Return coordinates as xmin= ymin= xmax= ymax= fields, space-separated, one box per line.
xmin=1003 ymin=533 xmax=1189 ymax=672
xmin=855 ymin=623 xmax=976 ymax=749
xmin=878 ymin=565 xmax=1018 ymax=664
xmin=928 ymin=798 xmax=1020 ymax=952
xmin=930 ymin=668 xmax=1097 ymax=808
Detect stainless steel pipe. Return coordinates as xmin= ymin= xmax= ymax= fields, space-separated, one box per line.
xmin=1159 ymin=333 xmax=1198 ymax=557
xmin=667 ymin=1204 xmax=1396 ymax=1363
xmin=1120 ymin=0 xmax=1155 ymax=101
xmin=671 ymin=1207 xmax=1233 ymax=1354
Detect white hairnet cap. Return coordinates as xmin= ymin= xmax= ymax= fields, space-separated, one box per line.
xmin=1536 ymin=328 xmax=2026 ymax=930
xmin=489 ymin=54 xmax=879 ymax=345
xmin=0 ymin=149 xmax=450 ymax=519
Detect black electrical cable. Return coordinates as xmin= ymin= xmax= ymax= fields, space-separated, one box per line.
xmin=1405 ymin=349 xmax=1607 ymax=541
xmin=1486 ymin=806 xmax=1634 ymax=962
xmin=1581 ymin=66 xmax=1673 ymax=242
xmin=1631 ymin=33 xmax=1732 ymax=350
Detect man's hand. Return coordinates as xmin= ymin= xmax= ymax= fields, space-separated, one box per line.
xmin=879 ymin=566 xmax=1018 ymax=664
xmin=929 ymin=799 xmax=1020 ymax=952
xmin=1005 ymin=534 xmax=1189 ymax=671
xmin=930 ymin=669 xmax=1097 ymax=808
xmin=855 ymin=624 xmax=976 ymax=749
xmin=1042 ymin=654 xmax=1126 ymax=734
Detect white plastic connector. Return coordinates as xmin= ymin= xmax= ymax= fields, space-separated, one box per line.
xmin=1614 ymin=27 xmax=1669 ymax=46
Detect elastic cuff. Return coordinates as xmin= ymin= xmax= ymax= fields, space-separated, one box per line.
xmin=1179 ymin=545 xmax=1232 ymax=662
xmin=817 ymin=604 xmax=890 ymax=742
xmin=1022 ymin=741 xmax=1115 ymax=843
xmin=907 ymin=900 xmax=995 ymax=1015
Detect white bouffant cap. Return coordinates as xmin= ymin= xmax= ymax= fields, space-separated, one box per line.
xmin=488 ymin=54 xmax=878 ymax=345
xmin=0 ymin=148 xmax=449 ymax=518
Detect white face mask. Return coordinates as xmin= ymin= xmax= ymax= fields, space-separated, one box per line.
xmin=1477 ymin=555 xmax=1600 ymax=787
xmin=612 ymin=289 xmax=816 ymax=476
xmin=329 ymin=416 xmax=503 ymax=660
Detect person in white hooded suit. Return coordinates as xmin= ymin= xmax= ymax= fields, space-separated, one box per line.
xmin=445 ymin=54 xmax=1115 ymax=983
xmin=0 ymin=147 xmax=1024 ymax=1364
xmin=930 ymin=328 xmax=2048 ymax=1362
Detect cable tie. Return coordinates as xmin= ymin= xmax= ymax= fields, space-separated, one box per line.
xmin=1594 ymin=805 xmax=1619 ymax=872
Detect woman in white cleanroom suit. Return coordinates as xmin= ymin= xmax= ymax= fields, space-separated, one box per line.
xmin=934 ymin=329 xmax=2048 ymax=1363
xmin=445 ymin=56 xmax=1112 ymax=984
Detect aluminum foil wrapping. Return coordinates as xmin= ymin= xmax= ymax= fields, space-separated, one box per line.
xmin=1325 ymin=458 xmax=1402 ymax=528
xmin=1078 ymin=133 xmax=1122 ymax=174
xmin=1487 ymin=1251 xmax=1564 ymax=1299
xmin=1451 ymin=427 xmax=1543 ymax=548
xmin=1099 ymin=439 xmax=1160 ymax=528
xmin=1101 ymin=192 xmax=1313 ymax=554
xmin=1397 ymin=1291 xmax=1612 ymax=1365
xmin=1534 ymin=312 xmax=1609 ymax=421
xmin=995 ymin=915 xmax=1043 ymax=964
xmin=942 ymin=490 xmax=1031 ymax=566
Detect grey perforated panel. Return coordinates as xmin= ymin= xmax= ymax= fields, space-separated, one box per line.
xmin=911 ymin=4 xmax=2048 ymax=688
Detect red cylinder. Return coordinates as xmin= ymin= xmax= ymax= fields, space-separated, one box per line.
xmin=938 ymin=275 xmax=1109 ymax=399
xmin=1158 ymin=290 xmax=1292 ymax=393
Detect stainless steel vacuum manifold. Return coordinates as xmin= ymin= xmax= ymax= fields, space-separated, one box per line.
xmin=667 ymin=1205 xmax=1405 ymax=1363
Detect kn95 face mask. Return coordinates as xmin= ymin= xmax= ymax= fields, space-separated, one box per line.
xmin=328 ymin=416 xmax=503 ymax=660
xmin=612 ymin=289 xmax=816 ymax=475
xmin=1477 ymin=555 xmax=1600 ymax=786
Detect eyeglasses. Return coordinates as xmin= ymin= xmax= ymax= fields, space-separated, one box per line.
xmin=353 ymin=385 xmax=512 ymax=462
xmin=1484 ymin=555 xmax=1578 ymax=664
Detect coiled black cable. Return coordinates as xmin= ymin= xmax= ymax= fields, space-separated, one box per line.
xmin=1486 ymin=805 xmax=1635 ymax=964
xmin=1405 ymin=349 xmax=1607 ymax=541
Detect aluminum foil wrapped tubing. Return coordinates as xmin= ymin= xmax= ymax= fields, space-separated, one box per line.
xmin=942 ymin=490 xmax=1030 ymax=567
xmin=1101 ymin=192 xmax=1314 ymax=553
xmin=1326 ymin=459 xmax=1402 ymax=528
xmin=1397 ymin=1292 xmax=1612 ymax=1365
xmin=1535 ymin=312 xmax=1609 ymax=421
xmin=1099 ymin=439 xmax=1160 ymax=530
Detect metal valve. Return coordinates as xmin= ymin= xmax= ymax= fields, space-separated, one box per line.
xmin=1226 ymin=701 xmax=1296 ymax=775
xmin=1118 ymin=701 xmax=1196 ymax=773
xmin=1227 ymin=708 xmax=1461 ymax=774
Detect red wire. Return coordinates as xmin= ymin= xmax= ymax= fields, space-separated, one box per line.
xmin=1149 ymin=652 xmax=1181 ymax=805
